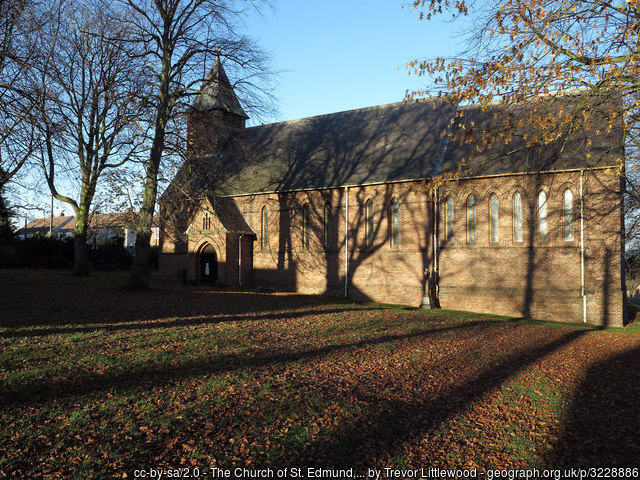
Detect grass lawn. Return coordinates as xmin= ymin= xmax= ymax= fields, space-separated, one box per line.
xmin=1 ymin=269 xmax=640 ymax=479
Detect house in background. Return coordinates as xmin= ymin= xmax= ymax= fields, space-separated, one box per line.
xmin=158 ymin=56 xmax=626 ymax=327
xmin=88 ymin=212 xmax=136 ymax=245
xmin=17 ymin=214 xmax=75 ymax=239
xmin=87 ymin=212 xmax=160 ymax=254
xmin=16 ymin=212 xmax=160 ymax=255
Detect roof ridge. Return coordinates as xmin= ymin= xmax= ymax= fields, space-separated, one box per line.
xmin=246 ymin=98 xmax=440 ymax=131
xmin=456 ymin=86 xmax=593 ymax=111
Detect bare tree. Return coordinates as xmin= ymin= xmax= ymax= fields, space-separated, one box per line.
xmin=118 ymin=0 xmax=274 ymax=288
xmin=34 ymin=0 xmax=144 ymax=275
xmin=0 ymin=0 xmax=41 ymax=191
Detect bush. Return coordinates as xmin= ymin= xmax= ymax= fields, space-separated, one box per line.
xmin=4 ymin=235 xmax=75 ymax=269
xmin=0 ymin=244 xmax=17 ymax=267
xmin=0 ymin=234 xmax=132 ymax=270
xmin=88 ymin=236 xmax=132 ymax=270
xmin=627 ymin=298 xmax=640 ymax=326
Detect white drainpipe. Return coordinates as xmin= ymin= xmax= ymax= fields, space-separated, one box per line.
xmin=344 ymin=186 xmax=349 ymax=298
xmin=422 ymin=188 xmax=438 ymax=309
xmin=238 ymin=234 xmax=243 ymax=287
xmin=433 ymin=187 xmax=439 ymax=298
xmin=580 ymin=170 xmax=586 ymax=323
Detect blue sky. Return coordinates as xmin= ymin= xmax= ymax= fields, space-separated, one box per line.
xmin=244 ymin=0 xmax=461 ymax=123
xmin=17 ymin=1 xmax=464 ymax=219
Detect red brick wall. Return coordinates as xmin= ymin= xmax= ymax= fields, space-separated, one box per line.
xmin=437 ymin=169 xmax=625 ymax=326
xmin=184 ymin=202 xmax=227 ymax=284
xmin=230 ymin=182 xmax=433 ymax=305
xmin=161 ymin=199 xmax=257 ymax=288
xmin=224 ymin=234 xmax=254 ymax=287
xmin=159 ymin=168 xmax=624 ymax=326
xmin=158 ymin=253 xmax=188 ymax=281
xmin=187 ymin=110 xmax=245 ymax=157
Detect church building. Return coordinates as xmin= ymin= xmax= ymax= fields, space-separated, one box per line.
xmin=158 ymin=56 xmax=626 ymax=327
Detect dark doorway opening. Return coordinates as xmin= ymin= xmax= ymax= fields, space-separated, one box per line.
xmin=200 ymin=244 xmax=217 ymax=285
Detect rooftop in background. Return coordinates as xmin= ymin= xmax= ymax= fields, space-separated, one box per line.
xmin=15 ymin=212 xmax=146 ymax=238
xmin=17 ymin=215 xmax=75 ymax=237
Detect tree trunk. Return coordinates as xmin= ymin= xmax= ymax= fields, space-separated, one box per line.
xmin=127 ymin=117 xmax=164 ymax=288
xmin=69 ymin=180 xmax=97 ymax=276
xmin=73 ymin=232 xmax=90 ymax=276
xmin=129 ymin=231 xmax=151 ymax=286
xmin=73 ymin=205 xmax=90 ymax=276
xmin=127 ymin=35 xmax=172 ymax=289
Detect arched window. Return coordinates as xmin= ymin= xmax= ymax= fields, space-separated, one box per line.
xmin=513 ymin=192 xmax=523 ymax=243
xmin=467 ymin=195 xmax=476 ymax=243
xmin=323 ymin=202 xmax=332 ymax=248
xmin=564 ymin=189 xmax=574 ymax=241
xmin=538 ymin=191 xmax=548 ymax=242
xmin=261 ymin=206 xmax=268 ymax=249
xmin=446 ymin=196 xmax=454 ymax=243
xmin=202 ymin=212 xmax=211 ymax=231
xmin=365 ymin=199 xmax=374 ymax=247
xmin=390 ymin=197 xmax=400 ymax=246
xmin=489 ymin=193 xmax=499 ymax=243
xmin=302 ymin=203 xmax=310 ymax=250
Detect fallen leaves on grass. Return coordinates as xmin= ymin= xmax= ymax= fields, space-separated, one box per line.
xmin=1 ymin=270 xmax=640 ymax=478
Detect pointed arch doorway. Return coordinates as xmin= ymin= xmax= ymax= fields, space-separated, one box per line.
xmin=199 ymin=244 xmax=218 ymax=285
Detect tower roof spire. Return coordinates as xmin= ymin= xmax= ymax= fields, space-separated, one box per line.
xmin=192 ymin=52 xmax=248 ymax=119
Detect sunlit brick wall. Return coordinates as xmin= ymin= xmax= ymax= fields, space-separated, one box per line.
xmin=437 ymin=168 xmax=625 ymax=326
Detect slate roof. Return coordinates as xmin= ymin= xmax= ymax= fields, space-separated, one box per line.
xmin=440 ymin=93 xmax=624 ymax=176
xmin=89 ymin=212 xmax=137 ymax=229
xmin=216 ymin=100 xmax=457 ymax=195
xmin=192 ymin=54 xmax=248 ymax=118
xmin=211 ymin=197 xmax=254 ymax=234
xmin=168 ymin=54 xmax=623 ymax=203
xmin=208 ymin=94 xmax=622 ymax=196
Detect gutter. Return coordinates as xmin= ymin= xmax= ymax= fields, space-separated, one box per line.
xmin=222 ymin=166 xmax=613 ymax=200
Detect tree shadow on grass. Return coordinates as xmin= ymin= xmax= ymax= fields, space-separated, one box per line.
xmin=0 ymin=272 xmax=364 ymax=330
xmin=0 ymin=305 xmax=378 ymax=339
xmin=0 ymin=320 xmax=496 ymax=407
xmin=545 ymin=344 xmax=640 ymax=467
xmin=294 ymin=329 xmax=588 ymax=470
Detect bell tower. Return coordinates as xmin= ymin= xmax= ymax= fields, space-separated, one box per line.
xmin=188 ymin=53 xmax=249 ymax=158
